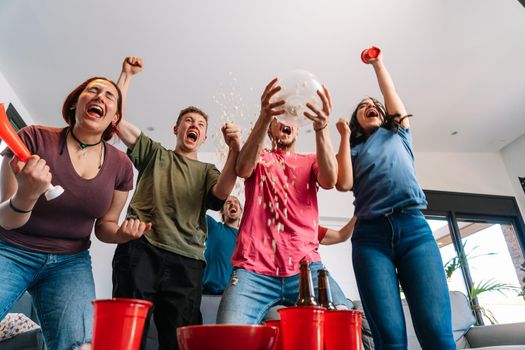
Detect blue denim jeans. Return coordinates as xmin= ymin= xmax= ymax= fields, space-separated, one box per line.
xmin=217 ymin=261 xmax=353 ymax=324
xmin=351 ymin=209 xmax=455 ymax=350
xmin=0 ymin=240 xmax=95 ymax=350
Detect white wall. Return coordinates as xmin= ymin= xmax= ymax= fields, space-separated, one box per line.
xmin=0 ymin=71 xmax=35 ymax=156
xmin=415 ymin=152 xmax=516 ymax=197
xmin=0 ymin=71 xmax=34 ymax=125
xmin=317 ymin=188 xmax=357 ymax=299
xmin=500 ymin=135 xmax=525 ymax=219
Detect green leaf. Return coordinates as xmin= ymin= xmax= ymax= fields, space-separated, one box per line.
xmin=470 ymin=278 xmax=521 ymax=299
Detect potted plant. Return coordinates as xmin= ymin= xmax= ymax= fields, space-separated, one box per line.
xmin=469 ymin=279 xmax=521 ymax=324
xmin=444 ymin=241 xmax=521 ymax=324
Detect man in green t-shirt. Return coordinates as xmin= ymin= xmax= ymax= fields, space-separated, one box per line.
xmin=112 ymin=56 xmax=240 ymax=350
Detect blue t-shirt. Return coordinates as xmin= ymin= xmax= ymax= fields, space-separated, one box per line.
xmin=202 ymin=215 xmax=239 ymax=294
xmin=351 ymin=127 xmax=427 ymax=218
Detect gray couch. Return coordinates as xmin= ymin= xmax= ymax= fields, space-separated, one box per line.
xmin=0 ymin=293 xmax=44 ymax=350
xmin=194 ymin=292 xmax=525 ymax=350
xmin=353 ymin=291 xmax=525 ymax=350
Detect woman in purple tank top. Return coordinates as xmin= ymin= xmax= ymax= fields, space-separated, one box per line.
xmin=0 ymin=76 xmax=150 ymax=350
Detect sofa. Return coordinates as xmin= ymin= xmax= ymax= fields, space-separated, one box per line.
xmin=0 ymin=293 xmax=44 ymax=350
xmin=352 ymin=291 xmax=525 ymax=350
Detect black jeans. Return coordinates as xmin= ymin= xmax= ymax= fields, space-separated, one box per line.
xmin=112 ymin=237 xmax=204 ymax=350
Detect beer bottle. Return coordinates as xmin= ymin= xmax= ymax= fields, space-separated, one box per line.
xmin=296 ymin=260 xmax=318 ymax=306
xmin=317 ymin=269 xmax=336 ymax=310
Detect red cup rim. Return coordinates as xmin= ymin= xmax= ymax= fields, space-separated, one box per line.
xmin=361 ymin=47 xmax=381 ymax=64
xmin=264 ymin=320 xmax=280 ymax=324
xmin=277 ymin=306 xmax=326 ymax=314
xmin=92 ymin=298 xmax=153 ymax=308
xmin=368 ymin=47 xmax=380 ymax=57
xmin=326 ymin=309 xmax=363 ymax=314
xmin=361 ymin=49 xmax=369 ymax=64
xmin=177 ymin=324 xmax=274 ymax=331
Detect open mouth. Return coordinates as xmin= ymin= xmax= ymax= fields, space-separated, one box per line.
xmin=365 ymin=108 xmax=379 ymax=118
xmin=282 ymin=125 xmax=292 ymax=135
xmin=229 ymin=208 xmax=238 ymax=215
xmin=87 ymin=105 xmax=104 ymax=118
xmin=187 ymin=129 xmax=199 ymax=142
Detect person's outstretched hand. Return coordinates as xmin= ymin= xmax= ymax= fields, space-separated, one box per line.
xmin=259 ymin=78 xmax=285 ymax=124
xmin=304 ymin=85 xmax=332 ymax=132
xmin=122 ymin=56 xmax=144 ymax=75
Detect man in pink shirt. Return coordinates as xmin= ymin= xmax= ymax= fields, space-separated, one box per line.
xmin=217 ymin=78 xmax=352 ymax=324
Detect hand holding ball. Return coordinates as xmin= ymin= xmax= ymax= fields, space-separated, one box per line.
xmin=274 ymin=70 xmax=323 ymax=127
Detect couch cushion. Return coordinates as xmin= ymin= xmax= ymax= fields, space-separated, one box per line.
xmin=449 ymin=291 xmax=476 ymax=340
xmin=403 ymin=291 xmax=475 ymax=349
xmin=0 ymin=313 xmax=40 ymax=342
xmin=201 ymin=294 xmax=222 ymax=324
xmin=466 ymin=347 xmax=525 ymax=350
xmin=465 ymin=322 xmax=525 ymax=348
xmin=355 ymin=291 xmax=478 ymax=350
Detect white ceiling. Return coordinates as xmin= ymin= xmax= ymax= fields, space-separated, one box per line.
xmin=0 ymin=0 xmax=524 ymax=154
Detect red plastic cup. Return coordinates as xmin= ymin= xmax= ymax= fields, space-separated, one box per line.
xmin=92 ymin=298 xmax=153 ymax=350
xmin=361 ymin=46 xmax=381 ymax=64
xmin=265 ymin=320 xmax=283 ymax=350
xmin=278 ymin=307 xmax=325 ymax=350
xmin=324 ymin=310 xmax=363 ymax=350
xmin=177 ymin=325 xmax=278 ymax=350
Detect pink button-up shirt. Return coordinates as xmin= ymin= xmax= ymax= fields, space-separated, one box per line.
xmin=231 ymin=150 xmax=322 ymax=277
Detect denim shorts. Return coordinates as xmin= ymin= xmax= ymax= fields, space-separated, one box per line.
xmin=217 ymin=261 xmax=353 ymax=324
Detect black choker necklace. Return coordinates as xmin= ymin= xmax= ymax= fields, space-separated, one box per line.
xmin=70 ymin=129 xmax=103 ymax=149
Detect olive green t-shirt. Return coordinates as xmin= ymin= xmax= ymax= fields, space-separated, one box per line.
xmin=126 ymin=133 xmax=223 ymax=260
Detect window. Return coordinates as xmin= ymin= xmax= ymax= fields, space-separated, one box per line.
xmin=424 ymin=190 xmax=525 ymax=325
xmin=5 ymin=103 xmax=27 ymax=131
xmin=0 ymin=103 xmax=27 ymax=153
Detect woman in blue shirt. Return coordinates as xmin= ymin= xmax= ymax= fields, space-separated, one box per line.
xmin=337 ymin=48 xmax=455 ymax=350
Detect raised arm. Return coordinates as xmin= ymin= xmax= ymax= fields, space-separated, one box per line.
xmin=235 ymin=78 xmax=285 ymax=178
xmin=115 ymin=56 xmax=144 ymax=149
xmin=335 ymin=118 xmax=353 ymax=191
xmin=304 ymin=86 xmax=337 ymax=189
xmin=211 ymin=123 xmax=241 ymax=200
xmin=320 ymin=216 xmax=356 ymax=245
xmin=94 ymin=190 xmax=152 ymax=244
xmin=0 ymin=156 xmax=51 ymax=230
xmin=368 ymin=48 xmax=409 ymax=128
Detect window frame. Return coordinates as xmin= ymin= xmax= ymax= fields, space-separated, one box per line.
xmin=423 ymin=190 xmax=525 ymax=324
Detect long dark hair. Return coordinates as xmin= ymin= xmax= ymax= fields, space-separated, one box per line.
xmin=62 ymin=77 xmax=123 ymax=141
xmin=349 ymin=97 xmax=412 ymax=147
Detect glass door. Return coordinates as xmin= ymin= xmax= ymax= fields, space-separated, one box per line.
xmin=453 ymin=219 xmax=525 ymax=324
xmin=427 ymin=215 xmax=525 ymax=324
xmin=427 ymin=217 xmax=469 ymax=296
